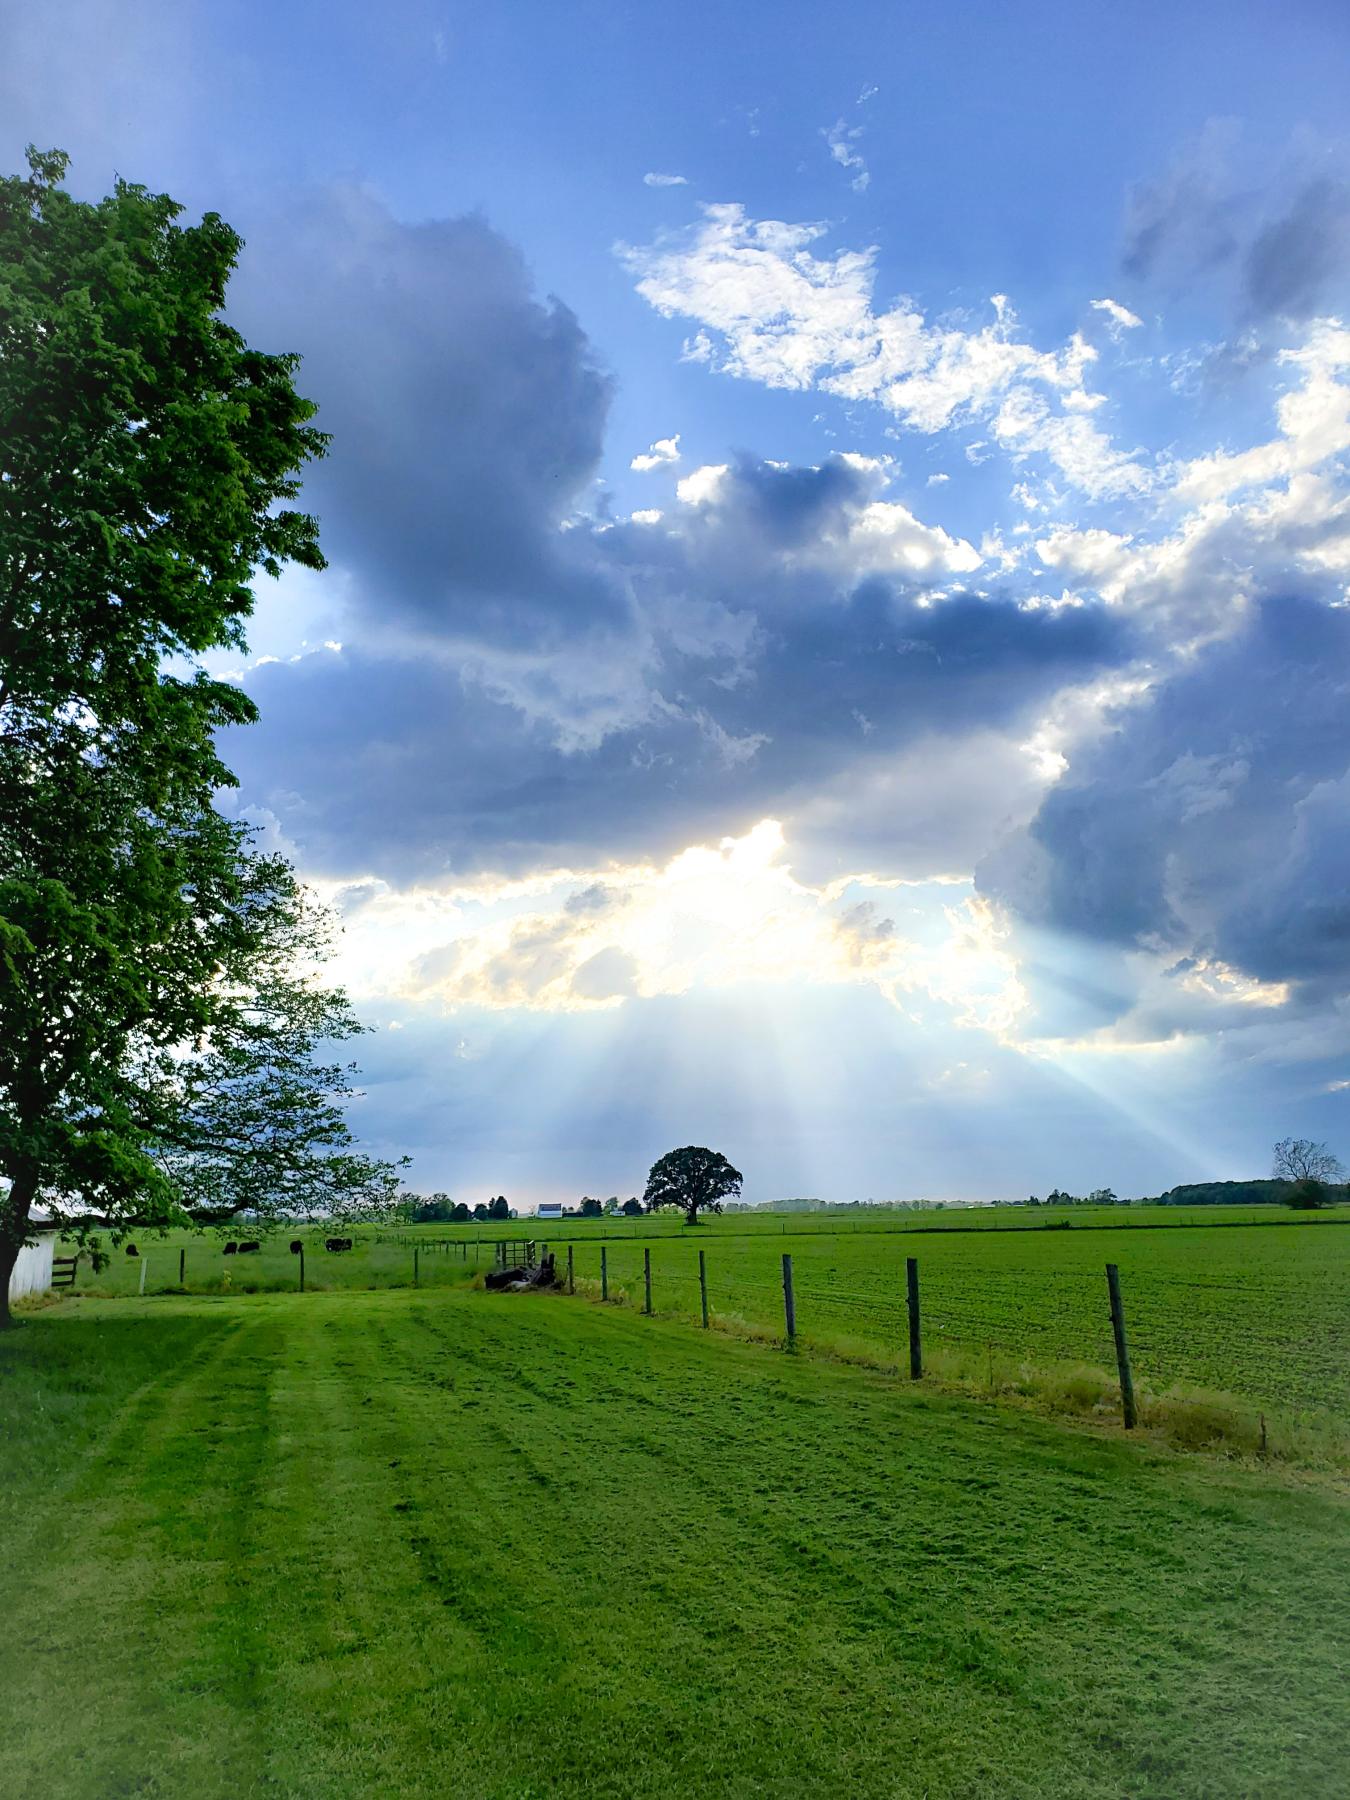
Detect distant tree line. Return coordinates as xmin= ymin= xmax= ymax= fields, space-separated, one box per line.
xmin=403 ymin=1194 xmax=514 ymax=1224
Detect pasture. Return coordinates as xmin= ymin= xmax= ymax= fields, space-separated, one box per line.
xmin=2 ymin=1286 xmax=1347 ymax=1798
xmin=61 ymin=1207 xmax=1350 ymax=1447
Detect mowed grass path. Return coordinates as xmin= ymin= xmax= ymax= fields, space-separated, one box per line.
xmin=3 ymin=1289 xmax=1347 ymax=1799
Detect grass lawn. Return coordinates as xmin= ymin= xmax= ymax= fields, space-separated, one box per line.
xmin=2 ymin=1286 xmax=1347 ymax=1798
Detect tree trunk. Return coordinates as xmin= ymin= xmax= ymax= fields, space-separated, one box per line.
xmin=0 ymin=1168 xmax=40 ymax=1330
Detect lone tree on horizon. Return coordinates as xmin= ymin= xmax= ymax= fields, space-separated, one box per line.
xmin=1272 ymin=1138 xmax=1344 ymax=1184
xmin=644 ymin=1146 xmax=743 ymax=1226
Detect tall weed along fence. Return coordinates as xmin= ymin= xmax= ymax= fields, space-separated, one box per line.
xmin=546 ymin=1236 xmax=1344 ymax=1460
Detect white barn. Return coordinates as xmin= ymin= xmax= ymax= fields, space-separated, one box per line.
xmin=537 ymin=1203 xmax=564 ymax=1221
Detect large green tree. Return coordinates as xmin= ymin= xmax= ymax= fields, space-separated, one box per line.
xmin=0 ymin=149 xmax=399 ymax=1320
xmin=643 ymin=1146 xmax=743 ymax=1225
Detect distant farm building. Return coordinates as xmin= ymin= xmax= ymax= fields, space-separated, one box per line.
xmin=536 ymin=1203 xmax=564 ymax=1221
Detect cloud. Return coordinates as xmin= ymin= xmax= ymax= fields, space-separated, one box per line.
xmin=1122 ymin=122 xmax=1241 ymax=288
xmin=631 ymin=433 xmax=681 ymax=471
xmin=228 ymin=184 xmax=625 ymax=653
xmin=319 ymin=817 xmax=1029 ymax=1048
xmin=0 ymin=0 xmax=203 ymax=177
xmin=978 ymin=595 xmax=1350 ymax=1039
xmin=619 ymin=205 xmax=1149 ymax=497
xmin=644 ymin=172 xmax=688 ymax=187
xmin=1123 ymin=129 xmax=1350 ymax=324
xmin=226 ymin=447 xmax=1126 ymax=885
xmin=1028 ymin=321 xmax=1350 ymax=638
xmin=822 ymin=119 xmax=869 ymax=193
xmin=209 ymin=188 xmax=1345 ymax=1092
xmin=1244 ymin=178 xmax=1350 ymax=322
xmin=675 ymin=462 xmax=729 ymax=506
xmin=1090 ymin=297 xmax=1144 ymax=337
xmin=1170 ymin=321 xmax=1350 ymax=502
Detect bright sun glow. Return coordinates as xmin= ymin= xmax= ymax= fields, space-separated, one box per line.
xmin=317 ymin=818 xmax=1029 ymax=1037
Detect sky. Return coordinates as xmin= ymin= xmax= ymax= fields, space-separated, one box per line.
xmin=6 ymin=1 xmax=1350 ymax=1207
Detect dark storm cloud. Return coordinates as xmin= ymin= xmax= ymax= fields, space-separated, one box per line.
xmin=228 ymin=186 xmax=627 ymax=646
xmin=229 ymin=558 xmax=1127 ymax=881
xmin=978 ymin=595 xmax=1350 ymax=1000
xmin=712 ymin=455 xmax=865 ymax=548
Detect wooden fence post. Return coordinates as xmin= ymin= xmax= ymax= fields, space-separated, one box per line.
xmin=414 ymin=1245 xmax=420 ymax=1288
xmin=139 ymin=1257 xmax=148 ymax=1297
xmin=906 ymin=1257 xmax=922 ymax=1378
xmin=782 ymin=1253 xmax=796 ymax=1341
xmin=179 ymin=1247 xmax=186 ymax=1288
xmin=299 ymin=1245 xmax=305 ymax=1294
xmin=1105 ymin=1263 xmax=1137 ymax=1429
xmin=643 ymin=1247 xmax=652 ymax=1315
xmin=699 ymin=1249 xmax=709 ymax=1328
xmin=567 ymin=1244 xmax=574 ymax=1294
xmin=601 ymin=1246 xmax=608 ymax=1301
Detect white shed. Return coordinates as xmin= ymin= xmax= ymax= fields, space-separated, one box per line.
xmin=537 ymin=1203 xmax=564 ymax=1221
xmin=8 ymin=1232 xmax=55 ymax=1304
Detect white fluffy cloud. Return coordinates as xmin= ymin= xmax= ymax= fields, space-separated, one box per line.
xmin=1031 ymin=320 xmax=1350 ymax=629
xmin=630 ymin=433 xmax=681 ymax=471
xmin=1090 ymin=297 xmax=1144 ymax=337
xmin=1173 ymin=322 xmax=1350 ymax=502
xmin=619 ymin=204 xmax=1151 ymax=498
xmin=675 ymin=462 xmax=729 ymax=506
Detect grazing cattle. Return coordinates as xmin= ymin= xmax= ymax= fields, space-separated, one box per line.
xmin=289 ymin=1240 xmax=303 ymax=1255
xmin=223 ymin=1242 xmax=238 ymax=1255
xmin=237 ymin=1241 xmax=261 ymax=1254
xmin=325 ymin=1237 xmax=354 ymax=1253
xmin=125 ymin=1243 xmax=139 ymax=1257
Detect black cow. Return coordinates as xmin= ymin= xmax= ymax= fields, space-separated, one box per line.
xmin=125 ymin=1243 xmax=139 ymax=1257
xmin=325 ymin=1237 xmax=354 ymax=1253
xmin=237 ymin=1241 xmax=261 ymax=1254
xmin=223 ymin=1242 xmax=238 ymax=1255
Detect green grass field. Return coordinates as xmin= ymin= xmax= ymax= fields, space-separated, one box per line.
xmin=2 ymin=1285 xmax=1347 ymax=1798
xmin=64 ymin=1208 xmax=1350 ymax=1444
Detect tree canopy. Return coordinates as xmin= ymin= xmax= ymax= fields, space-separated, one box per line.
xmin=643 ymin=1146 xmax=743 ymax=1225
xmin=0 ymin=149 xmax=401 ymax=1318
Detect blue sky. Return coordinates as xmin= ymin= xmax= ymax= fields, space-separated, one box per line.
xmin=7 ymin=2 xmax=1350 ymax=1205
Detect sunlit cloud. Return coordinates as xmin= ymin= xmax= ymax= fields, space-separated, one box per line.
xmin=317 ymin=820 xmax=1030 ymax=1041
xmin=631 ymin=433 xmax=681 ymax=470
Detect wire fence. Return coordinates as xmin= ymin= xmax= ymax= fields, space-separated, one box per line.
xmin=540 ymin=1237 xmax=1349 ymax=1462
